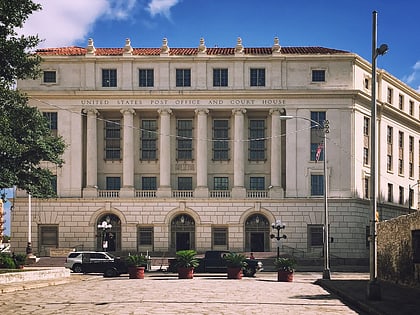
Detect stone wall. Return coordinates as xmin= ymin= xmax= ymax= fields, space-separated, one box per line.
xmin=377 ymin=211 xmax=420 ymax=288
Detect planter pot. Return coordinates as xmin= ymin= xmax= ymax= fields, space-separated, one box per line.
xmin=128 ymin=266 xmax=145 ymax=279
xmin=227 ymin=267 xmax=243 ymax=279
xmin=277 ymin=270 xmax=294 ymax=282
xmin=178 ymin=267 xmax=194 ymax=279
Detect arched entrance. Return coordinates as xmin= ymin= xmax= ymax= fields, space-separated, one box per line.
xmin=245 ymin=214 xmax=270 ymax=252
xmin=171 ymin=214 xmax=195 ymax=252
xmin=96 ymin=214 xmax=121 ymax=252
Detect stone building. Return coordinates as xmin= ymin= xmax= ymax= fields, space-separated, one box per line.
xmin=12 ymin=37 xmax=420 ymax=260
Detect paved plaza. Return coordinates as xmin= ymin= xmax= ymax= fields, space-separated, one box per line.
xmin=0 ymin=272 xmax=363 ymax=315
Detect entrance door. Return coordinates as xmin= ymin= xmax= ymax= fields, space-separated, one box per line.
xmin=250 ymin=232 xmax=265 ymax=252
xmin=176 ymin=232 xmax=191 ymax=251
xmin=245 ymin=214 xmax=270 ymax=252
xmin=171 ymin=214 xmax=195 ymax=253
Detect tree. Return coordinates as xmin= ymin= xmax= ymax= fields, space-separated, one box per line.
xmin=0 ymin=0 xmax=66 ymax=198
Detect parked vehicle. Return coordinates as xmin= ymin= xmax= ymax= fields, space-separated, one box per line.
xmin=64 ymin=251 xmax=115 ymax=273
xmin=168 ymin=250 xmax=263 ymax=277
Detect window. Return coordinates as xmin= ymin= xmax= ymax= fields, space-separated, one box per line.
xmin=139 ymin=69 xmax=154 ymax=87
xmin=409 ymin=188 xmax=414 ymax=208
xmin=138 ymin=227 xmax=153 ymax=246
xmin=363 ymin=117 xmax=370 ymax=136
xmin=51 ymin=175 xmax=57 ymax=195
xmin=387 ymin=126 xmax=393 ymax=171
xmin=214 ymin=177 xmax=229 ymax=190
xmin=250 ymin=68 xmax=265 ymax=86
xmin=249 ymin=119 xmax=266 ymax=161
xmin=409 ymin=100 xmax=414 ymax=116
xmin=213 ymin=68 xmax=228 ymax=87
xmin=141 ymin=120 xmax=157 ymax=160
xmin=409 ymin=136 xmax=414 ymax=178
xmin=364 ymin=77 xmax=370 ymax=89
xmin=106 ymin=177 xmax=121 ymax=190
xmin=387 ymin=87 xmax=393 ymax=104
xmin=250 ymin=177 xmax=265 ymax=190
xmin=213 ymin=119 xmax=229 ymax=160
xmin=43 ymin=71 xmax=56 ymax=83
xmin=312 ymin=70 xmax=326 ymax=82
xmin=399 ymin=94 xmax=404 ymax=110
xmin=398 ymin=186 xmax=404 ymax=205
xmin=177 ymin=119 xmax=193 ymax=160
xmin=142 ymin=177 xmax=157 ymax=190
xmin=43 ymin=112 xmax=58 ymax=136
xmin=308 ymin=224 xmax=323 ymax=247
xmin=311 ymin=174 xmax=324 ymax=196
xmin=176 ymin=69 xmax=191 ymax=87
xmin=212 ymin=227 xmax=228 ymax=247
xmin=363 ymin=116 xmax=370 ymax=165
xmin=364 ymin=177 xmax=369 ymax=199
xmin=387 ymin=183 xmax=393 ymax=202
xmin=398 ymin=131 xmax=404 ymax=175
xmin=105 ymin=120 xmax=121 ymax=160
xmin=39 ymin=225 xmax=58 ymax=248
xmin=363 ymin=148 xmax=369 ymax=165
xmin=310 ymin=112 xmax=326 ymax=161
xmin=102 ymin=69 xmax=117 ymax=87
xmin=178 ymin=177 xmax=192 ymax=190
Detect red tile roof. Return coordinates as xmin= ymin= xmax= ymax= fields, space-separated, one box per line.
xmin=36 ymin=46 xmax=349 ymax=56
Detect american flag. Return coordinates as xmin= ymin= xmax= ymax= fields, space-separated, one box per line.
xmin=315 ymin=143 xmax=323 ymax=162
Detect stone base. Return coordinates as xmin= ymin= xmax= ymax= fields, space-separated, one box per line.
xmin=194 ymin=187 xmax=209 ymax=198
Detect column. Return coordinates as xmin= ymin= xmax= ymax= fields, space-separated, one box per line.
xmin=232 ymin=108 xmax=246 ymax=198
xmin=83 ymin=108 xmax=98 ymax=197
xmin=120 ymin=109 xmax=135 ymax=197
xmin=195 ymin=109 xmax=209 ymax=197
xmin=157 ymin=108 xmax=172 ymax=197
xmin=269 ymin=109 xmax=284 ymax=198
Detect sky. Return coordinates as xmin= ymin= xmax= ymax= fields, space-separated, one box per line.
xmin=18 ymin=0 xmax=420 ymax=92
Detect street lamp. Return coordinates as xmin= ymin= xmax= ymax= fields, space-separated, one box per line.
xmin=97 ymin=218 xmax=112 ymax=251
xmin=270 ymin=219 xmax=287 ymax=260
xmin=409 ymin=180 xmax=420 ymax=212
xmin=367 ymin=10 xmax=388 ymax=301
xmin=280 ymin=115 xmax=331 ymax=280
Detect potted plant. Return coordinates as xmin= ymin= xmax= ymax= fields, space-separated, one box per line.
xmin=13 ymin=253 xmax=27 ymax=269
xmin=223 ymin=252 xmax=247 ymax=279
xmin=174 ymin=250 xmax=199 ymax=279
xmin=126 ymin=254 xmax=148 ymax=279
xmin=274 ymin=257 xmax=297 ymax=282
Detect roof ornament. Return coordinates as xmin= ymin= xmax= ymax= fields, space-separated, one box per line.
xmin=123 ymin=38 xmax=133 ymax=55
xmin=160 ymin=38 xmax=170 ymax=55
xmin=198 ymin=38 xmax=207 ymax=54
xmin=86 ymin=38 xmax=96 ymax=55
xmin=235 ymin=37 xmax=244 ymax=55
xmin=272 ymin=37 xmax=281 ymax=54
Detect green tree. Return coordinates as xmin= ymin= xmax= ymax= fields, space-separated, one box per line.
xmin=0 ymin=0 xmax=66 ymax=198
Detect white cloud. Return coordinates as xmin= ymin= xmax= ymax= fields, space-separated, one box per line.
xmin=146 ymin=0 xmax=180 ymax=18
xmin=403 ymin=60 xmax=420 ymax=91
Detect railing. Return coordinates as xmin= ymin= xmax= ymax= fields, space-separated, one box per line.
xmin=172 ymin=190 xmax=194 ymax=198
xmin=246 ymin=190 xmax=269 ymax=198
xmin=135 ymin=190 xmax=157 ymax=198
xmin=209 ymin=190 xmax=231 ymax=198
xmin=98 ymin=190 xmax=120 ymax=198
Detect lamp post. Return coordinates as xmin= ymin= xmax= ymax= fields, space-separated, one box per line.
xmin=409 ymin=180 xmax=420 ymax=212
xmin=97 ymin=219 xmax=112 ymax=251
xmin=270 ymin=219 xmax=286 ymax=260
xmin=367 ymin=10 xmax=388 ymax=301
xmin=280 ymin=115 xmax=331 ymax=279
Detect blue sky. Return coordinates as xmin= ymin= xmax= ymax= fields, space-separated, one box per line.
xmin=20 ymin=0 xmax=420 ymax=91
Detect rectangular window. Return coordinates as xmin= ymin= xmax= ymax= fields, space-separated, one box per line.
xmin=409 ymin=100 xmax=414 ymax=116
xmin=213 ymin=68 xmax=228 ymax=87
xmin=409 ymin=188 xmax=414 ymax=208
xmin=387 ymin=183 xmax=393 ymax=202
xmin=138 ymin=227 xmax=153 ymax=246
xmin=363 ymin=148 xmax=369 ymax=165
xmin=399 ymin=186 xmax=404 ymax=205
xmin=387 ymin=87 xmax=393 ymax=104
xmin=105 ymin=120 xmax=121 ymax=160
xmin=51 ymin=175 xmax=57 ymax=194
xmin=250 ymin=68 xmax=265 ymax=86
xmin=43 ymin=71 xmax=56 ymax=83
xmin=139 ymin=69 xmax=154 ymax=87
xmin=106 ymin=177 xmax=121 ymax=190
xmin=176 ymin=69 xmax=191 ymax=87
xmin=387 ymin=126 xmax=393 ymax=171
xmin=43 ymin=112 xmax=58 ymax=136
xmin=363 ymin=117 xmax=370 ymax=136
xmin=39 ymin=225 xmax=58 ymax=247
xmin=364 ymin=77 xmax=370 ymax=89
xmin=399 ymin=94 xmax=404 ymax=110
xmin=214 ymin=177 xmax=229 ymax=190
xmin=212 ymin=227 xmax=228 ymax=247
xmin=142 ymin=177 xmax=157 ymax=190
xmin=409 ymin=136 xmax=414 ymax=178
xmin=312 ymin=70 xmax=326 ymax=82
xmin=398 ymin=131 xmax=404 ymax=175
xmin=178 ymin=177 xmax=192 ymax=190
xmin=310 ymin=112 xmax=326 ymax=161
xmin=311 ymin=174 xmax=324 ymax=196
xmin=102 ymin=69 xmax=117 ymax=87
xmin=177 ymin=119 xmax=193 ymax=160
xmin=250 ymin=177 xmax=265 ymax=190
xmin=249 ymin=119 xmax=266 ymax=161
xmin=141 ymin=119 xmax=157 ymax=160
xmin=213 ymin=119 xmax=229 ymax=160
xmin=364 ymin=177 xmax=370 ymax=199
xmin=308 ymin=224 xmax=323 ymax=247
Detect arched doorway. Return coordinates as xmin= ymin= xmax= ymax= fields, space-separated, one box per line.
xmin=171 ymin=214 xmax=195 ymax=252
xmin=96 ymin=214 xmax=121 ymax=252
xmin=245 ymin=214 xmax=270 ymax=252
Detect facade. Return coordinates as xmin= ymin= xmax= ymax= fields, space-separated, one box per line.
xmin=12 ymin=37 xmax=420 ymax=260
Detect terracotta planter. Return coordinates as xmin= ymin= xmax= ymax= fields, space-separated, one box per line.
xmin=178 ymin=267 xmax=194 ymax=279
xmin=227 ymin=267 xmax=243 ymax=279
xmin=277 ymin=270 xmax=294 ymax=282
xmin=128 ymin=266 xmax=145 ymax=279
